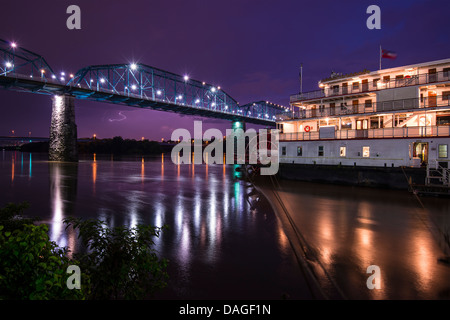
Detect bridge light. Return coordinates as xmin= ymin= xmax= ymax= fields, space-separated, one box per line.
xmin=131 ymin=84 xmax=137 ymax=90
xmin=10 ymin=42 xmax=17 ymax=48
xmin=177 ymin=94 xmax=183 ymax=100
xmin=195 ymin=99 xmax=200 ymax=104
xmin=211 ymin=87 xmax=216 ymax=92
xmin=156 ymin=90 xmax=162 ymax=95
xmin=217 ymin=86 xmax=221 ymax=90
xmin=70 ymin=74 xmax=74 ymax=78
xmin=212 ymin=102 xmax=216 ymax=107
xmin=225 ymin=105 xmax=228 ymax=110
xmin=5 ymin=62 xmax=12 ymax=68
xmin=183 ymin=75 xmax=189 ymax=81
xmin=100 ymin=78 xmax=106 ymax=83
xmin=130 ymin=63 xmax=138 ymax=71
xmin=52 ymin=75 xmax=57 ymax=79
xmin=202 ymin=82 xmax=206 ymax=85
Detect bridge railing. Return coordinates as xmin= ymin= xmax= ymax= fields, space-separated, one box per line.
xmin=0 ymin=39 xmax=56 ymax=80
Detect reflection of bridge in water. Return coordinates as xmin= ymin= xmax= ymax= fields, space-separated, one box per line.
xmin=0 ymin=39 xmax=290 ymax=161
xmin=0 ymin=136 xmax=48 ymax=147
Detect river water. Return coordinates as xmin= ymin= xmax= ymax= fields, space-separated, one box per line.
xmin=1 ymin=150 xmax=449 ymax=300
xmin=257 ymin=175 xmax=450 ymax=299
xmin=0 ymin=151 xmax=312 ymax=300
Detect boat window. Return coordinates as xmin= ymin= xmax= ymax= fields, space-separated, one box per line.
xmin=438 ymin=144 xmax=448 ymax=158
xmin=363 ymin=146 xmax=370 ymax=157
xmin=442 ymin=91 xmax=450 ymax=101
xmin=318 ymin=146 xmax=324 ymax=156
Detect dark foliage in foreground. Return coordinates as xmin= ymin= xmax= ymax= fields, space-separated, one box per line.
xmin=0 ymin=203 xmax=169 ymax=300
xmin=64 ymin=217 xmax=169 ymax=300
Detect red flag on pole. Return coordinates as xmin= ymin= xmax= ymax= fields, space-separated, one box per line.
xmin=381 ymin=49 xmax=397 ymax=59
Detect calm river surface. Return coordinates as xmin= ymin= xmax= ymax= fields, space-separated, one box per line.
xmin=0 ymin=151 xmax=311 ymax=299
xmin=1 ymin=150 xmax=449 ymax=300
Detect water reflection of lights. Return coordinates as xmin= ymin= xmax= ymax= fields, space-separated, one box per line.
xmin=161 ymin=153 xmax=164 ymax=179
xmin=175 ymin=189 xmax=192 ymax=268
xmin=355 ymin=202 xmax=375 ymax=267
xmin=11 ymin=152 xmax=15 ymax=183
xmin=29 ymin=153 xmax=32 ymax=179
xmin=152 ymin=201 xmax=165 ymax=252
xmin=92 ymin=153 xmax=97 ymax=192
xmin=50 ymin=163 xmax=66 ymax=248
xmin=126 ymin=190 xmax=141 ymax=229
xmin=208 ymin=182 xmax=218 ymax=256
xmin=141 ymin=157 xmax=145 ymax=183
xmin=410 ymin=213 xmax=435 ymax=292
xmin=48 ymin=162 xmax=79 ymax=255
xmin=234 ymin=181 xmax=240 ymax=210
xmin=205 ymin=152 xmax=208 ymax=179
xmin=194 ymin=188 xmax=201 ymax=233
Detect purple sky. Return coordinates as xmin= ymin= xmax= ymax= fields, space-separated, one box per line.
xmin=1 ymin=0 xmax=449 ymax=140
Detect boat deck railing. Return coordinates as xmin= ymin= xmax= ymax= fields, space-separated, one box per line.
xmin=280 ymin=125 xmax=450 ymax=141
xmin=290 ymin=70 xmax=450 ymax=103
xmin=278 ymin=96 xmax=450 ymax=121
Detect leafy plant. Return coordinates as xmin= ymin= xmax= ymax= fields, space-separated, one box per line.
xmin=0 ymin=224 xmax=89 ymax=300
xmin=0 ymin=202 xmax=37 ymax=232
xmin=64 ymin=217 xmax=169 ymax=300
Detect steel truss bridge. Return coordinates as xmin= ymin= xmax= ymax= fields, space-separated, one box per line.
xmin=0 ymin=39 xmax=289 ymax=126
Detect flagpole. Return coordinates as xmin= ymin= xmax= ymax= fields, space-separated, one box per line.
xmin=300 ymin=63 xmax=303 ymax=95
xmin=379 ymin=45 xmax=382 ymax=70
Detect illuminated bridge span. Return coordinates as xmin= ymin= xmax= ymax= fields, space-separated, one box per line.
xmin=0 ymin=39 xmax=289 ymax=125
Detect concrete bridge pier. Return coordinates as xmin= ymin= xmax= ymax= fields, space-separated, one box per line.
xmin=49 ymin=94 xmax=78 ymax=162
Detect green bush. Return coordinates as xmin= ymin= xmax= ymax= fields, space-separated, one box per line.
xmin=0 ymin=202 xmax=169 ymax=300
xmin=0 ymin=202 xmax=36 ymax=232
xmin=64 ymin=217 xmax=169 ymax=300
xmin=0 ymin=224 xmax=89 ymax=300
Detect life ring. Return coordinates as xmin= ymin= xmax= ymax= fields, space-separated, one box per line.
xmin=304 ymin=125 xmax=311 ymax=132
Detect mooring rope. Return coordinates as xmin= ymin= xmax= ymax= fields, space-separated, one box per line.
xmin=267 ymin=174 xmax=349 ymax=300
